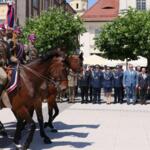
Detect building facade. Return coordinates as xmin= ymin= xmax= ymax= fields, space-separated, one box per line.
xmin=119 ymin=0 xmax=150 ymax=13
xmin=0 ymin=0 xmax=75 ymax=26
xmin=80 ymin=0 xmax=150 ymax=58
xmin=16 ymin=0 xmax=75 ymax=26
xmin=80 ymin=0 xmax=119 ymax=57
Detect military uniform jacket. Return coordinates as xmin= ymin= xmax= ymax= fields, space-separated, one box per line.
xmin=103 ymin=71 xmax=113 ymax=88
xmin=113 ymin=71 xmax=123 ymax=87
xmin=91 ymin=71 xmax=103 ymax=88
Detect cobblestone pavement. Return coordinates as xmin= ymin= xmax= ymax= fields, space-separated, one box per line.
xmin=1 ymin=99 xmax=150 ymax=150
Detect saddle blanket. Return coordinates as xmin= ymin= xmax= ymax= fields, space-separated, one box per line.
xmin=7 ymin=65 xmax=19 ymax=93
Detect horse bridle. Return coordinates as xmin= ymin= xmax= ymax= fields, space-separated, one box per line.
xmin=20 ymin=61 xmax=68 ymax=89
xmin=20 ymin=64 xmax=58 ymax=86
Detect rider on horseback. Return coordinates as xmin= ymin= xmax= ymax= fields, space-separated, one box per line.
xmin=25 ymin=33 xmax=38 ymax=63
xmin=0 ymin=26 xmax=12 ymax=108
xmin=0 ymin=26 xmax=24 ymax=108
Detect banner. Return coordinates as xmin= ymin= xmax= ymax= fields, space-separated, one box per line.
xmin=6 ymin=2 xmax=14 ymax=28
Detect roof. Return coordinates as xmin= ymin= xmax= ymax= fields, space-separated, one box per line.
xmin=54 ymin=0 xmax=76 ymax=14
xmin=81 ymin=0 xmax=119 ymax=22
xmin=65 ymin=2 xmax=76 ymax=14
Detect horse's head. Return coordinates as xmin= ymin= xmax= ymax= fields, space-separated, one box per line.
xmin=66 ymin=53 xmax=83 ymax=74
xmin=48 ymin=56 xmax=68 ymax=91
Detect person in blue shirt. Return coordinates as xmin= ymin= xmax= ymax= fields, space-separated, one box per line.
xmin=123 ymin=64 xmax=138 ymax=104
xmin=113 ymin=65 xmax=123 ymax=104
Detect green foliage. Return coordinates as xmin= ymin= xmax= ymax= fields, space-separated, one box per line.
xmin=21 ymin=7 xmax=86 ymax=54
xmin=95 ymin=8 xmax=150 ymax=61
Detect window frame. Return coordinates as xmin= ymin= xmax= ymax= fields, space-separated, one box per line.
xmin=31 ymin=0 xmax=40 ymax=16
xmin=136 ymin=0 xmax=146 ymax=10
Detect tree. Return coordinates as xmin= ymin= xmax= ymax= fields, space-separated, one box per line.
xmin=21 ymin=7 xmax=86 ymax=54
xmin=95 ymin=8 xmax=150 ymax=69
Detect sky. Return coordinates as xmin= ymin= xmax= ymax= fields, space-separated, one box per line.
xmin=67 ymin=0 xmax=97 ymax=9
xmin=88 ymin=0 xmax=96 ymax=8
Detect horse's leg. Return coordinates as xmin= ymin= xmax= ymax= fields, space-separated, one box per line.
xmin=20 ymin=107 xmax=34 ymax=131
xmin=44 ymin=95 xmax=58 ymax=132
xmin=14 ymin=106 xmax=36 ymax=149
xmin=52 ymin=102 xmax=59 ymax=121
xmin=12 ymin=110 xmax=25 ymax=143
xmin=49 ymin=102 xmax=59 ymax=133
xmin=13 ymin=119 xmax=24 ymax=145
xmin=44 ymin=106 xmax=53 ymax=129
xmin=0 ymin=121 xmax=7 ymax=136
xmin=34 ymin=99 xmax=52 ymax=144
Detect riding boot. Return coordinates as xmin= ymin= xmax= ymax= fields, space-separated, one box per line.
xmin=1 ymin=91 xmax=12 ymax=108
xmin=0 ymin=84 xmax=4 ymax=97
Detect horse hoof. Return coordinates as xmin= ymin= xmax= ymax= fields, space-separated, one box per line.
xmin=44 ymin=138 xmax=52 ymax=144
xmin=13 ymin=139 xmax=19 ymax=145
xmin=51 ymin=128 xmax=58 ymax=133
xmin=15 ymin=144 xmax=23 ymax=150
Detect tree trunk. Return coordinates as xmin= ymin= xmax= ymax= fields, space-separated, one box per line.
xmin=147 ymin=58 xmax=150 ymax=73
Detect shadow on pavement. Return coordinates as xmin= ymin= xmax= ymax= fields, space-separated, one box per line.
xmin=0 ymin=135 xmax=13 ymax=148
xmin=49 ymin=131 xmax=89 ymax=139
xmin=0 ymin=122 xmax=16 ymax=149
xmin=1 ymin=121 xmax=100 ymax=149
xmin=31 ymin=141 xmax=93 ymax=150
xmin=53 ymin=121 xmax=100 ymax=130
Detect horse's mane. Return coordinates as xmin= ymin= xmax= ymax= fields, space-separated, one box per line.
xmin=41 ymin=50 xmax=61 ymax=61
xmin=26 ymin=50 xmax=62 ymax=67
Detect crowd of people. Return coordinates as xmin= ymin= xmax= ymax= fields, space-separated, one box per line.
xmin=62 ymin=64 xmax=150 ymax=105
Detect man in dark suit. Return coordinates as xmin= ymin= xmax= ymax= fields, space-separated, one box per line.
xmin=88 ymin=65 xmax=94 ymax=102
xmin=113 ymin=65 xmax=123 ymax=104
xmin=78 ymin=66 xmax=90 ymax=104
xmin=138 ymin=68 xmax=150 ymax=104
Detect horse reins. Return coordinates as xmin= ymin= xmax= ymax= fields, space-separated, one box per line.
xmin=20 ymin=64 xmax=57 ymax=85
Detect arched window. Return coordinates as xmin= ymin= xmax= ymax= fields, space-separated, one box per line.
xmin=136 ymin=0 xmax=146 ymax=10
xmin=44 ymin=0 xmax=49 ymax=10
xmin=76 ymin=3 xmax=79 ymax=9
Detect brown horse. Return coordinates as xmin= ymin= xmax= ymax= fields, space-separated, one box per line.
xmin=24 ymin=53 xmax=83 ymax=136
xmin=44 ymin=53 xmax=83 ymax=131
xmin=0 ymin=51 xmax=68 ymax=149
